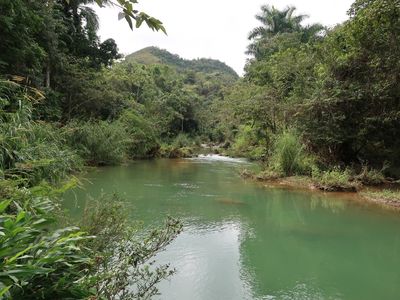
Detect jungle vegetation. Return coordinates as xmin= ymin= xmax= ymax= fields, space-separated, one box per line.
xmin=1 ymin=0 xmax=400 ymax=298
xmin=216 ymin=0 xmax=400 ymax=186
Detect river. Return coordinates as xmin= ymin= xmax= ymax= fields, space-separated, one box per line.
xmin=64 ymin=156 xmax=400 ymax=300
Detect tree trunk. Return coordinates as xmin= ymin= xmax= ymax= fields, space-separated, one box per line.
xmin=45 ymin=61 xmax=51 ymax=88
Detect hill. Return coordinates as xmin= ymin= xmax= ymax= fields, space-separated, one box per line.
xmin=124 ymin=47 xmax=239 ymax=78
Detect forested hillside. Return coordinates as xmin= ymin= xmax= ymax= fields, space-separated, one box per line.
xmin=125 ymin=46 xmax=239 ymax=79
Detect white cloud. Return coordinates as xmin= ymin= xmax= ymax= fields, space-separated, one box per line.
xmin=95 ymin=0 xmax=353 ymax=75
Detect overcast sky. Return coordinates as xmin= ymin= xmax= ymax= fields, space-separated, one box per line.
xmin=95 ymin=0 xmax=354 ymax=75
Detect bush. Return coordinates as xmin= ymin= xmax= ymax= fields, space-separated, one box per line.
xmin=63 ymin=120 xmax=129 ymax=165
xmin=230 ymin=125 xmax=267 ymax=160
xmin=158 ymin=144 xmax=193 ymax=158
xmin=269 ymin=130 xmax=315 ymax=176
xmin=0 ymin=183 xmax=91 ymax=299
xmin=312 ymin=167 xmax=357 ymax=191
xmin=79 ymin=194 xmax=183 ymax=299
xmin=0 ymin=81 xmax=82 ymax=185
xmin=119 ymin=109 xmax=160 ymax=158
xmin=355 ymin=166 xmax=386 ymax=186
xmin=172 ymin=133 xmax=191 ymax=148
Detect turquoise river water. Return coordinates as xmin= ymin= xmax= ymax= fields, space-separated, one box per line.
xmin=64 ymin=156 xmax=400 ymax=300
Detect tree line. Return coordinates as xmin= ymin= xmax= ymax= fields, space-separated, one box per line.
xmin=212 ymin=0 xmax=400 ymax=187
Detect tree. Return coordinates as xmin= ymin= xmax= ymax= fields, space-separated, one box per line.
xmin=246 ymin=5 xmax=324 ymax=59
xmin=297 ymin=0 xmax=400 ymax=167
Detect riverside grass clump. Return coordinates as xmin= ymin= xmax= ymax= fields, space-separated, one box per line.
xmin=311 ymin=167 xmax=357 ymax=191
xmin=63 ymin=120 xmax=129 ymax=166
xmin=269 ymin=130 xmax=315 ymax=176
xmin=361 ymin=189 xmax=400 ymax=203
xmin=0 ymin=80 xmax=82 ymax=185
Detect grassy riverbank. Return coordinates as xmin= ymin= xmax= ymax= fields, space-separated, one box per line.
xmin=240 ymin=170 xmax=400 ymax=209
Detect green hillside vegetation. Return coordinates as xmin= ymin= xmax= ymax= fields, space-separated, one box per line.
xmin=125 ymin=46 xmax=239 ymax=79
xmin=211 ymin=1 xmax=400 ymax=190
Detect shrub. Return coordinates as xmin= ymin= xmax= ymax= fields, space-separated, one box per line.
xmin=315 ymin=167 xmax=351 ymax=186
xmin=312 ymin=167 xmax=357 ymax=191
xmin=0 ymin=80 xmax=82 ymax=185
xmin=355 ymin=166 xmax=386 ymax=186
xmin=63 ymin=120 xmax=129 ymax=165
xmin=158 ymin=144 xmax=193 ymax=158
xmin=0 ymin=183 xmax=91 ymax=299
xmin=172 ymin=133 xmax=191 ymax=148
xmin=119 ymin=109 xmax=160 ymax=158
xmin=230 ymin=125 xmax=267 ymax=160
xmin=79 ymin=194 xmax=183 ymax=299
xmin=269 ymin=130 xmax=315 ymax=176
xmin=0 ymin=184 xmax=183 ymax=299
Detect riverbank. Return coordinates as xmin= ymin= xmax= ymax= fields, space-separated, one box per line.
xmin=240 ymin=171 xmax=400 ymax=210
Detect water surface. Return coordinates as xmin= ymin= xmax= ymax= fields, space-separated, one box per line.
xmin=64 ymin=156 xmax=400 ymax=300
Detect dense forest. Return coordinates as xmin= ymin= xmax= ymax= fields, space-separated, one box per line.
xmin=1 ymin=0 xmax=400 ymax=298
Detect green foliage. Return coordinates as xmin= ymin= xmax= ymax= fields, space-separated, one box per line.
xmin=158 ymin=144 xmax=193 ymax=159
xmin=214 ymin=1 xmax=400 ymax=178
xmin=0 ymin=80 xmax=82 ymax=185
xmin=312 ymin=167 xmax=355 ymax=191
xmin=0 ymin=183 xmax=91 ymax=299
xmin=119 ymin=109 xmax=160 ymax=158
xmin=355 ymin=166 xmax=386 ymax=186
xmin=172 ymin=133 xmax=191 ymax=148
xmin=296 ymin=0 xmax=400 ymax=166
xmin=63 ymin=120 xmax=129 ymax=166
xmin=269 ymin=130 xmax=315 ymax=176
xmin=0 ymin=184 xmax=183 ymax=299
xmin=246 ymin=5 xmax=324 ymax=59
xmin=230 ymin=125 xmax=267 ymax=160
xmin=79 ymin=194 xmax=183 ymax=299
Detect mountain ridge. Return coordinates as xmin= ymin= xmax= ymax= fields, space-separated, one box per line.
xmin=124 ymin=46 xmax=239 ymax=78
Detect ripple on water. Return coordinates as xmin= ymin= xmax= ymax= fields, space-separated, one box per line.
xmin=173 ymin=183 xmax=200 ymax=189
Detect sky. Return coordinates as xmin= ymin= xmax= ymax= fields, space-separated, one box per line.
xmin=95 ymin=0 xmax=354 ymax=75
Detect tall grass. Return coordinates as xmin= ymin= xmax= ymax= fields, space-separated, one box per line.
xmin=0 ymin=80 xmax=82 ymax=185
xmin=119 ymin=109 xmax=160 ymax=158
xmin=269 ymin=130 xmax=314 ymax=176
xmin=63 ymin=120 xmax=129 ymax=165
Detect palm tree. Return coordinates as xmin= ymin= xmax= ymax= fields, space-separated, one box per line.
xmin=246 ymin=5 xmax=324 ymax=58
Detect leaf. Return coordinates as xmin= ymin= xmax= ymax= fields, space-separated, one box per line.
xmin=15 ymin=211 xmax=26 ymax=223
xmin=0 ymin=286 xmax=11 ymax=298
xmin=7 ymin=245 xmax=33 ymax=264
xmin=125 ymin=15 xmax=133 ymax=30
xmin=95 ymin=0 xmax=104 ymax=7
xmin=0 ymin=200 xmax=12 ymax=214
xmin=118 ymin=12 xmax=125 ymax=21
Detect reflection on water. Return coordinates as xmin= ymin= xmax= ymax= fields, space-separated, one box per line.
xmin=63 ymin=158 xmax=400 ymax=300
